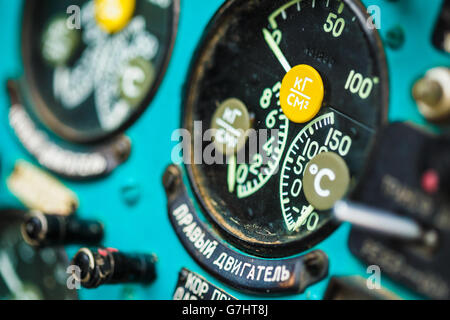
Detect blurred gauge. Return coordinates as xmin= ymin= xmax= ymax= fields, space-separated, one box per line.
xmin=22 ymin=0 xmax=179 ymax=143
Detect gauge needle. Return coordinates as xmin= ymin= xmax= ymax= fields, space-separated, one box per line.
xmin=0 ymin=251 xmax=26 ymax=299
xmin=333 ymin=200 xmax=437 ymax=246
xmin=262 ymin=28 xmax=292 ymax=73
xmin=293 ymin=205 xmax=314 ymax=231
xmin=227 ymin=154 xmax=237 ymax=193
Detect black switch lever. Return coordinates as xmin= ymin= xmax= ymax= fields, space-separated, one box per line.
xmin=71 ymin=247 xmax=157 ymax=289
xmin=21 ymin=211 xmax=104 ymax=247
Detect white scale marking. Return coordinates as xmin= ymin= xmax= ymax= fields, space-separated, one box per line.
xmin=338 ymin=2 xmax=345 ymax=14
xmin=0 ymin=251 xmax=26 ymax=299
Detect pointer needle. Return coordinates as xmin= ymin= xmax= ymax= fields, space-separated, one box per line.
xmin=293 ymin=205 xmax=314 ymax=231
xmin=263 ymin=28 xmax=292 ymax=73
xmin=333 ymin=200 xmax=438 ymax=246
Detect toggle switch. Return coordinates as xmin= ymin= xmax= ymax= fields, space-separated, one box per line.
xmin=21 ymin=211 xmax=104 ymax=247
xmin=71 ymin=247 xmax=157 ymax=289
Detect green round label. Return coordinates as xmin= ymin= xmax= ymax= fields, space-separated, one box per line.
xmin=120 ymin=57 xmax=155 ymax=109
xmin=211 ymin=98 xmax=251 ymax=156
xmin=41 ymin=15 xmax=80 ymax=66
xmin=303 ymin=152 xmax=350 ymax=211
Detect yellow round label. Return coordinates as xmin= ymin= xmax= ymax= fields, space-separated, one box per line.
xmin=94 ymin=0 xmax=136 ymax=34
xmin=280 ymin=64 xmax=324 ymax=123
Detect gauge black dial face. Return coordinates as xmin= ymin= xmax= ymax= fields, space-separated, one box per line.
xmin=184 ymin=0 xmax=388 ymax=257
xmin=0 ymin=211 xmax=76 ymax=300
xmin=22 ymin=0 xmax=178 ymax=143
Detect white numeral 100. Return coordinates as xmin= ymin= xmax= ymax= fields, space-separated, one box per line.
xmin=345 ymin=70 xmax=377 ymax=100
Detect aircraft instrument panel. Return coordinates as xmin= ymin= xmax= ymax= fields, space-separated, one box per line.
xmin=0 ymin=0 xmax=449 ymax=302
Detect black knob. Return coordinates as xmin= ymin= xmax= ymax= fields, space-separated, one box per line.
xmin=21 ymin=211 xmax=104 ymax=247
xmin=71 ymin=248 xmax=157 ymax=289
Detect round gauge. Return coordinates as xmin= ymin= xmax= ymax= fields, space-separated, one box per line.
xmin=183 ymin=0 xmax=388 ymax=257
xmin=22 ymin=0 xmax=179 ymax=143
xmin=0 ymin=210 xmax=77 ymax=300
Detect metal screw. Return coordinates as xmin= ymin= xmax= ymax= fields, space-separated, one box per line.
xmin=163 ymin=165 xmax=181 ymax=194
xmin=413 ymin=78 xmax=443 ymax=107
xmin=114 ymin=136 xmax=132 ymax=163
xmin=385 ymin=26 xmax=405 ymax=50
xmin=121 ymin=181 xmax=141 ymax=206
